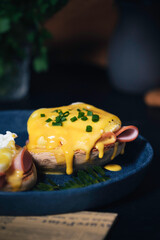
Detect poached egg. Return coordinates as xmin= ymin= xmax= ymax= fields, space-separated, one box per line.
xmin=0 ymin=131 xmax=17 ymax=173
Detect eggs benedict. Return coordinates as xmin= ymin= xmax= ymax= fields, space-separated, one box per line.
xmin=27 ymin=103 xmax=139 ymax=175
xmin=0 ymin=131 xmax=37 ymax=191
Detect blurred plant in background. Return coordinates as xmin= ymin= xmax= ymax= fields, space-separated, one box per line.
xmin=0 ymin=0 xmax=68 ymax=100
xmin=0 ymin=0 xmax=68 ymax=75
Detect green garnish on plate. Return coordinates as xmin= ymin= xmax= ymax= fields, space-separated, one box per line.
xmin=34 ymin=166 xmax=110 ymax=191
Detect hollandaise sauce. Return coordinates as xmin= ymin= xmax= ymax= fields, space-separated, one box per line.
xmin=104 ymin=164 xmax=122 ymax=171
xmin=6 ymin=170 xmax=23 ymax=191
xmin=27 ymin=103 xmax=121 ymax=174
xmin=111 ymin=142 xmax=119 ymax=160
xmin=42 ymin=171 xmax=64 ymax=175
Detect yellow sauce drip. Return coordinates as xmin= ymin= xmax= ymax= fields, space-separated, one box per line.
xmin=27 ymin=103 xmax=121 ymax=174
xmin=6 ymin=170 xmax=23 ymax=191
xmin=42 ymin=171 xmax=64 ymax=175
xmin=111 ymin=142 xmax=119 ymax=160
xmin=104 ymin=164 xmax=122 ymax=171
xmin=95 ymin=142 xmax=104 ymax=158
xmin=121 ymin=143 xmax=126 ymax=155
xmin=95 ymin=134 xmax=116 ymax=158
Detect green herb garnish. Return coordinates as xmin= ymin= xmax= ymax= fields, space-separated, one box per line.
xmin=78 ymin=111 xmax=85 ymax=118
xmin=61 ymin=116 xmax=67 ymax=122
xmin=92 ymin=114 xmax=99 ymax=122
xmin=35 ymin=183 xmax=55 ymax=191
xmin=40 ymin=114 xmax=45 ymax=117
xmin=46 ymin=118 xmax=52 ymax=122
xmin=86 ymin=125 xmax=92 ymax=132
xmin=52 ymin=122 xmax=62 ymax=126
xmin=55 ymin=116 xmax=61 ymax=123
xmin=52 ymin=109 xmax=70 ymax=126
xmin=70 ymin=116 xmax=77 ymax=122
xmin=87 ymin=111 xmax=93 ymax=116
xmin=81 ymin=116 xmax=88 ymax=121
xmin=34 ymin=166 xmax=110 ymax=191
xmin=58 ymin=110 xmax=63 ymax=116
xmin=63 ymin=111 xmax=69 ymax=117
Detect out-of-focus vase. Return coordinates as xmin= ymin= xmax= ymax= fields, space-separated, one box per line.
xmin=108 ymin=2 xmax=160 ymax=93
xmin=0 ymin=48 xmax=30 ymax=101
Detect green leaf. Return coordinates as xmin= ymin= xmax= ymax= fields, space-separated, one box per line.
xmin=40 ymin=3 xmax=49 ymax=14
xmin=47 ymin=178 xmax=60 ymax=190
xmin=86 ymin=168 xmax=100 ymax=183
xmin=37 ymin=0 xmax=44 ymax=5
xmin=40 ymin=46 xmax=47 ymax=54
xmin=0 ymin=18 xmax=10 ymax=33
xmin=34 ymin=166 xmax=110 ymax=191
xmin=33 ymin=56 xmax=48 ymax=72
xmin=62 ymin=167 xmax=110 ymax=190
xmin=51 ymin=0 xmax=58 ymax=5
xmin=27 ymin=32 xmax=35 ymax=43
xmin=12 ymin=12 xmax=22 ymax=23
xmin=93 ymin=166 xmax=106 ymax=177
xmin=36 ymin=183 xmax=54 ymax=191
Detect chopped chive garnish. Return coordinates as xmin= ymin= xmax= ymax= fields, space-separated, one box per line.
xmin=87 ymin=111 xmax=93 ymax=116
xmin=70 ymin=116 xmax=77 ymax=122
xmin=61 ymin=116 xmax=67 ymax=122
xmin=52 ymin=122 xmax=62 ymax=126
xmin=78 ymin=111 xmax=85 ymax=118
xmin=63 ymin=111 xmax=69 ymax=117
xmin=92 ymin=114 xmax=99 ymax=122
xmin=56 ymin=116 xmax=61 ymax=123
xmin=83 ymin=108 xmax=87 ymax=111
xmin=53 ymin=109 xmax=59 ymax=113
xmin=86 ymin=125 xmax=92 ymax=132
xmin=46 ymin=118 xmax=52 ymax=122
xmin=58 ymin=110 xmax=63 ymax=116
xmin=40 ymin=114 xmax=45 ymax=117
xmin=77 ymin=109 xmax=80 ymax=111
xmin=81 ymin=116 xmax=88 ymax=121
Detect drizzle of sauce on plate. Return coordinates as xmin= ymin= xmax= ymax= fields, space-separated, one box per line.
xmin=104 ymin=164 xmax=122 ymax=171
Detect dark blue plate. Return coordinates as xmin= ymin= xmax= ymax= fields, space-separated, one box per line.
xmin=0 ymin=110 xmax=153 ymax=216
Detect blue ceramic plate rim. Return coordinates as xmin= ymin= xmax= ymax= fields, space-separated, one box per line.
xmin=0 ymin=110 xmax=154 ymax=215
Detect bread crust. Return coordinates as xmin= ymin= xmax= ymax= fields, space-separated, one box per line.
xmin=29 ymin=142 xmax=125 ymax=173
